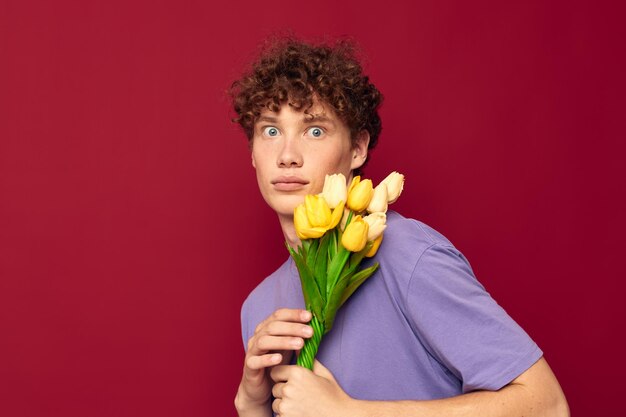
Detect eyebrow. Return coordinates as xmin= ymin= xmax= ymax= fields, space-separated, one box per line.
xmin=256 ymin=115 xmax=336 ymax=126
xmin=304 ymin=115 xmax=336 ymax=126
xmin=257 ymin=116 xmax=278 ymax=123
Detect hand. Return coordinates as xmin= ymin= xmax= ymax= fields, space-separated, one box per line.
xmin=270 ymin=360 xmax=354 ymax=417
xmin=235 ymin=308 xmax=314 ymax=415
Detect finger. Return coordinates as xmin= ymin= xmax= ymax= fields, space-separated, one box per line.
xmin=256 ymin=309 xmax=312 ymax=333
xmin=270 ymin=364 xmax=294 ymax=383
xmin=264 ymin=321 xmax=314 ymax=338
xmin=251 ymin=322 xmax=313 ymax=346
xmin=274 ymin=308 xmax=312 ymax=322
xmin=245 ymin=353 xmax=282 ymax=371
xmin=248 ymin=335 xmax=304 ymax=356
xmin=272 ymin=398 xmax=282 ymax=415
xmin=313 ymin=359 xmax=336 ymax=381
xmin=271 ymin=382 xmax=285 ymax=399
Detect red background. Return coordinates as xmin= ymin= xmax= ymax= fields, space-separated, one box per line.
xmin=1 ymin=0 xmax=624 ymax=415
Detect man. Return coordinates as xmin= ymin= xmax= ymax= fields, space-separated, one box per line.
xmin=231 ymin=38 xmax=569 ymax=417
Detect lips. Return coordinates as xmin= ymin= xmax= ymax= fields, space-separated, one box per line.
xmin=271 ymin=176 xmax=309 ymax=191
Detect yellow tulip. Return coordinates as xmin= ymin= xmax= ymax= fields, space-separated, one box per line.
xmin=363 ymin=212 xmax=387 ymax=241
xmin=305 ymin=195 xmax=331 ymax=227
xmin=341 ymin=215 xmax=369 ymax=252
xmin=294 ymin=203 xmax=323 ymax=239
xmin=367 ymin=182 xmax=388 ymax=213
xmin=327 ymin=200 xmax=345 ymax=230
xmin=365 ymin=234 xmax=383 ymax=258
xmin=321 ymin=173 xmax=347 ymax=209
xmin=294 ymin=199 xmax=345 ymax=240
xmin=381 ymin=171 xmax=404 ymax=204
xmin=347 ymin=176 xmax=374 ymax=212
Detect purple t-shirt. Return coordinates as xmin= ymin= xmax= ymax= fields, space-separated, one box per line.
xmin=241 ymin=211 xmax=542 ymax=400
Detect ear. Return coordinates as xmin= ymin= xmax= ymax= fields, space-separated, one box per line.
xmin=350 ymin=130 xmax=370 ymax=171
xmin=251 ymin=153 xmax=256 ymax=168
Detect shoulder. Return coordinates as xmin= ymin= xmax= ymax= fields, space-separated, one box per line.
xmin=381 ymin=211 xmax=479 ymax=291
xmin=384 ymin=210 xmax=455 ymax=248
xmin=244 ymin=259 xmax=292 ymax=301
xmin=364 ymin=211 xmax=468 ymax=306
xmin=376 ymin=211 xmax=460 ymax=274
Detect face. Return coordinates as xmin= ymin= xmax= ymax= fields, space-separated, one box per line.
xmin=251 ymin=100 xmax=369 ymax=219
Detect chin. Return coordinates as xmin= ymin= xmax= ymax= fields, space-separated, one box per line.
xmin=270 ymin=194 xmax=305 ymax=218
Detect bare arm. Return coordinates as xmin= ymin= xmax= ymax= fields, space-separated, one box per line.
xmin=351 ymin=358 xmax=568 ymax=417
xmin=270 ymin=357 xmax=568 ymax=417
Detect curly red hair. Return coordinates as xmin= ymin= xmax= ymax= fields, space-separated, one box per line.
xmin=230 ymin=38 xmax=383 ymax=170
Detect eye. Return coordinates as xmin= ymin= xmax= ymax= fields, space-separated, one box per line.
xmin=263 ymin=126 xmax=280 ymax=137
xmin=307 ymin=127 xmax=324 ymax=138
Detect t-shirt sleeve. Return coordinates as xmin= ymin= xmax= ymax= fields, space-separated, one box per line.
xmin=405 ymin=243 xmax=543 ymax=393
xmin=241 ymin=299 xmax=250 ymax=351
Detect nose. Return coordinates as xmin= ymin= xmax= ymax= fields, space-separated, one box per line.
xmin=277 ymin=135 xmax=303 ymax=168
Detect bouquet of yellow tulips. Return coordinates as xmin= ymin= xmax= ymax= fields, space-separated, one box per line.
xmin=287 ymin=171 xmax=405 ymax=370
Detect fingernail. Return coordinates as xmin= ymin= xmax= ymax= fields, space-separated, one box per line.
xmin=302 ymin=311 xmax=312 ymax=320
xmin=303 ymin=326 xmax=313 ymax=336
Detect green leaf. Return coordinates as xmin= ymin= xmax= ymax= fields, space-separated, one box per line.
xmin=314 ymin=233 xmax=331 ymax=301
xmin=326 ymin=229 xmax=338 ymax=280
xmin=287 ymin=243 xmax=302 ymax=264
xmin=323 ymin=271 xmax=352 ymax=332
xmin=348 ymin=243 xmax=370 ymax=270
xmin=334 ymin=243 xmax=372 ymax=284
xmin=324 ymin=263 xmax=380 ymax=332
xmin=338 ymin=263 xmax=379 ymax=308
xmin=306 ymin=238 xmax=320 ymax=268
xmin=326 ymin=246 xmax=350 ymax=296
xmin=328 ymin=228 xmax=337 ymax=257
xmin=297 ymin=242 xmax=307 ymax=261
xmin=287 ymin=242 xmax=323 ymax=318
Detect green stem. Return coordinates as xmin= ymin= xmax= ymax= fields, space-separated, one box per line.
xmin=344 ymin=210 xmax=354 ymax=227
xmin=296 ymin=314 xmax=325 ymax=370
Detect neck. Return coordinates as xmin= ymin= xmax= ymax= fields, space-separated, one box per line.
xmin=278 ymin=213 xmax=301 ymax=249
